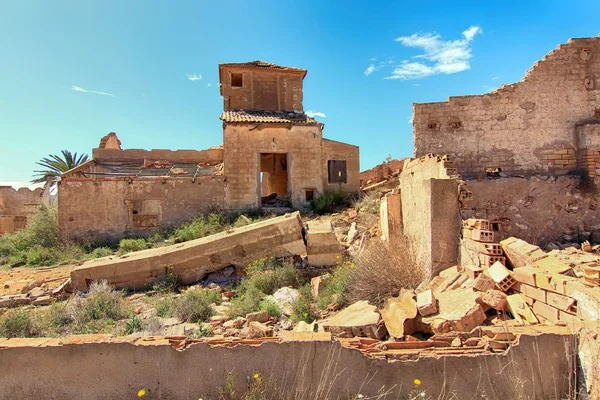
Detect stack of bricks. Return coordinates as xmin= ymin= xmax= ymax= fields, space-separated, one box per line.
xmin=461 ymin=219 xmax=506 ymax=278
xmin=539 ymin=148 xmax=577 ymax=174
xmin=501 ymin=236 xmax=597 ymax=324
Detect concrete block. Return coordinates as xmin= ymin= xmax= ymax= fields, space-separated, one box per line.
xmin=420 ymin=289 xmax=487 ymax=333
xmin=464 ymin=265 xmax=483 ymax=280
xmin=379 ymin=191 xmax=401 ymax=240
xmin=464 ymin=239 xmax=503 ymax=256
xmin=472 ymin=273 xmax=495 ymax=292
xmin=513 ymin=267 xmax=537 ymax=286
xmin=305 ymin=220 xmax=341 ymax=267
xmin=70 ymin=212 xmax=306 ymax=291
xmin=532 ymin=301 xmax=560 ymax=323
xmin=464 ymin=219 xmax=490 ymax=231
xmin=416 ymin=289 xmax=438 ymax=316
xmin=546 ymin=292 xmax=577 ymax=312
xmin=478 ymin=254 xmax=506 ymax=268
xmin=533 ymin=257 xmax=572 ymax=275
xmin=463 ymin=229 xmax=494 ymax=243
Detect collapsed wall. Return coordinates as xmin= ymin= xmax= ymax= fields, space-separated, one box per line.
xmin=413 ymin=37 xmax=600 ymax=178
xmin=0 ymin=186 xmax=43 ymax=236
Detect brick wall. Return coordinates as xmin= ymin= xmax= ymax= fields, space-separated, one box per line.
xmin=360 ymin=159 xmax=405 ymax=186
xmin=413 ymin=37 xmax=600 ymax=177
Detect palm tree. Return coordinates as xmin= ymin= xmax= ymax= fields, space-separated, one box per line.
xmin=31 ymin=150 xmax=89 ymax=185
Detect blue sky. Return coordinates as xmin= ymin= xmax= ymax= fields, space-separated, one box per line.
xmin=2 ymin=1 xmax=600 ymax=185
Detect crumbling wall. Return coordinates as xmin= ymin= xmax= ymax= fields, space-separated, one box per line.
xmin=413 ymin=38 xmax=600 ymax=177
xmin=462 ymin=175 xmax=600 ymax=245
xmin=321 ymin=138 xmax=360 ymax=193
xmin=58 ymin=178 xmax=225 ymax=241
xmin=92 ymin=147 xmax=223 ymax=164
xmin=0 ymin=187 xmax=43 ymax=236
xmin=0 ymin=333 xmax=578 ymax=400
xmin=399 ymin=155 xmax=461 ymax=277
xmin=360 ymin=158 xmax=404 ymax=186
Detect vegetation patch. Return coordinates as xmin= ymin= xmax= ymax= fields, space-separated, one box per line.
xmin=175 ymin=288 xmax=221 ymax=323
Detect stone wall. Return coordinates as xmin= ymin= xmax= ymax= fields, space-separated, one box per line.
xmin=399 ymin=155 xmax=461 ymax=277
xmin=0 ymin=187 xmax=43 ymax=236
xmin=58 ymin=178 xmax=225 ymax=241
xmin=92 ymin=147 xmax=223 ymax=164
xmin=413 ymin=37 xmax=600 ymax=178
xmin=223 ymin=125 xmax=359 ymax=209
xmin=462 ymin=175 xmax=600 ymax=246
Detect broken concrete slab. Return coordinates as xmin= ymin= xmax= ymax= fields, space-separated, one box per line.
xmin=476 ymin=290 xmax=507 ymax=311
xmin=305 ymin=220 xmax=342 ymax=266
xmin=321 ymin=300 xmax=387 ymax=339
xmin=70 ymin=212 xmax=306 ymax=291
xmin=0 ymin=294 xmax=31 ymax=308
xmin=420 ymin=289 xmax=487 ymax=334
xmin=381 ymin=291 xmax=419 ymax=338
xmin=506 ymin=294 xmax=539 ymax=324
xmin=500 ymin=237 xmax=547 ymax=268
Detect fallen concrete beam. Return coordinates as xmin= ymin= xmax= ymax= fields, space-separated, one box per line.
xmin=70 ymin=212 xmax=306 ymax=291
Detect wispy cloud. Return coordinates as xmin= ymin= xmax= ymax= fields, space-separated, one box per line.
xmin=364 ymin=65 xmax=376 ymax=76
xmin=491 ymin=75 xmax=500 ymax=80
xmin=186 ymin=73 xmax=203 ymax=81
xmin=70 ymin=86 xmax=115 ymax=98
xmin=306 ymin=110 xmax=326 ymax=118
xmin=386 ymin=26 xmax=482 ymax=80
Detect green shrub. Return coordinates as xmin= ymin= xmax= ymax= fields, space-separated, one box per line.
xmin=152 ymin=269 xmax=179 ymax=293
xmin=21 ymin=204 xmax=60 ymax=248
xmin=46 ymin=301 xmax=71 ymax=329
xmin=88 ymin=247 xmax=113 ymax=259
xmin=316 ymin=259 xmax=353 ymax=310
xmin=175 ymin=288 xmax=220 ymax=323
xmin=0 ymin=309 xmax=38 ymax=338
xmin=70 ymin=281 xmax=128 ymax=328
xmin=155 ymin=296 xmax=176 ymax=318
xmin=25 ymin=246 xmax=60 ymax=266
xmin=310 ymin=189 xmax=349 ymax=214
xmin=172 ymin=213 xmax=227 ymax=243
xmin=291 ymin=284 xmax=317 ymax=323
xmin=259 ymin=299 xmax=281 ymax=318
xmin=124 ymin=315 xmax=143 ymax=335
xmin=118 ymin=238 xmax=149 ymax=254
xmin=229 ymin=285 xmax=263 ymax=318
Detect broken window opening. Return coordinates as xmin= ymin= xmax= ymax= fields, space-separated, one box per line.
xmin=231 ymin=73 xmax=243 ymax=88
xmin=305 ymin=189 xmax=315 ymax=202
xmin=328 ymin=160 xmax=347 ymax=184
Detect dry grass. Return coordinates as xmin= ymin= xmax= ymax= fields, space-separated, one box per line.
xmin=346 ymin=237 xmax=426 ymax=307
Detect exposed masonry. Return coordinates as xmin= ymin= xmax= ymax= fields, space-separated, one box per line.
xmin=413 ymin=37 xmax=600 ymax=179
xmin=0 ymin=186 xmax=43 ymax=237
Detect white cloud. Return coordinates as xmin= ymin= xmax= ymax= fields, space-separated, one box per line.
xmin=186 ymin=73 xmax=203 ymax=81
xmin=306 ymin=110 xmax=326 ymax=118
xmin=379 ymin=25 xmax=482 ymax=80
xmin=369 ymin=57 xmax=377 ymax=62
xmin=70 ymin=85 xmax=115 ymax=97
xmin=492 ymin=75 xmax=500 ymax=80
xmin=364 ymin=64 xmax=376 ymax=76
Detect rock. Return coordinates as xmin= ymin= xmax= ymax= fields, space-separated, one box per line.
xmin=582 ymin=240 xmax=592 ymax=252
xmin=52 ymin=278 xmax=73 ymax=296
xmin=21 ymin=280 xmax=44 ymax=294
xmin=294 ymin=321 xmax=317 ymax=332
xmin=477 ymin=290 xmax=508 ymax=311
xmin=472 ymin=273 xmax=495 ymax=292
xmin=322 ymin=300 xmax=386 ymax=339
xmin=135 ymin=306 xmax=143 ymax=314
xmin=271 ymin=287 xmax=299 ymax=316
xmin=420 ymin=289 xmax=487 ymax=334
xmin=32 ymin=295 xmax=53 ymax=306
xmin=451 ymin=337 xmax=463 ymax=347
xmin=280 ymin=319 xmax=293 ymax=330
xmin=27 ymin=287 xmax=47 ymax=300
xmin=222 ymin=266 xmax=235 ymax=277
xmin=238 ymin=327 xmax=251 ymax=339
xmin=545 ymin=242 xmax=560 ymax=251
xmin=0 ymin=294 xmax=31 ymax=308
xmin=223 ymin=317 xmax=245 ymax=329
xmin=416 ymin=289 xmax=438 ymax=316
xmin=246 ymin=311 xmax=269 ymax=323
xmin=224 ymin=328 xmax=239 ymax=337
xmin=248 ymin=321 xmax=273 ymax=337
xmin=381 ymin=291 xmax=419 ymax=338
xmin=346 ymin=222 xmax=358 ymax=243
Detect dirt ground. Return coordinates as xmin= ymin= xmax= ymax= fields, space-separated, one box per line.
xmin=0 ymin=264 xmax=73 ymax=296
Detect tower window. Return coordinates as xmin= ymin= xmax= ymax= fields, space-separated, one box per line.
xmin=231 ymin=73 xmax=243 ymax=88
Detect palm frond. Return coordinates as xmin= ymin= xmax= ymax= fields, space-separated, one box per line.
xmin=31 ymin=149 xmax=90 ymax=184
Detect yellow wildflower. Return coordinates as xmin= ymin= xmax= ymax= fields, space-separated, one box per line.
xmin=414 ymin=379 xmax=421 ymax=385
xmin=138 ymin=388 xmax=146 ymax=397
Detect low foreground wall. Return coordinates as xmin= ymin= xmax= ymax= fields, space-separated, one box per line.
xmin=0 ymin=330 xmax=578 ymax=399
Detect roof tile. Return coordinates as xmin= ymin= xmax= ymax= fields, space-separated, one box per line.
xmin=220 ymin=110 xmax=321 ymax=126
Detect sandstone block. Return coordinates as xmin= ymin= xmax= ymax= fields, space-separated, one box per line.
xmin=246 ymin=311 xmax=269 ymax=323
xmin=416 ymin=289 xmax=438 ymax=316
xmin=322 ymin=300 xmax=387 ymax=339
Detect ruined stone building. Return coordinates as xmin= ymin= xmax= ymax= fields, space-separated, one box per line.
xmin=0 ymin=186 xmax=43 ymax=236
xmin=59 ymin=61 xmax=359 ymax=240
xmin=381 ymin=36 xmax=600 ymax=276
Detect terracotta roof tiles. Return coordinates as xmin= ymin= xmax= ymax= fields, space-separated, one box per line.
xmin=220 ymin=110 xmax=321 ymax=126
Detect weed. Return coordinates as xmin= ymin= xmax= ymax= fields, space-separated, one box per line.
xmin=117 ymin=238 xmax=149 ymax=254
xmin=316 ymin=258 xmax=354 ymax=310
xmin=124 ymin=315 xmax=143 ymax=334
xmin=88 ymin=247 xmax=113 ymax=259
xmin=0 ymin=309 xmax=38 ymax=338
xmin=229 ymin=285 xmax=263 ymax=318
xmin=70 ymin=281 xmax=128 ymax=330
xmin=175 ymin=288 xmax=220 ymax=323
xmin=259 ymin=299 xmax=282 ymax=318
xmin=291 ymin=284 xmax=317 ymax=323
xmin=152 ymin=269 xmax=179 ymax=293
xmin=347 ymin=238 xmax=425 ymax=307
xmin=191 ymin=322 xmax=213 ymax=338
xmin=46 ymin=301 xmax=71 ymax=329
xmin=310 ymin=189 xmax=350 ymax=215
xmin=155 ymin=295 xmax=176 ymax=318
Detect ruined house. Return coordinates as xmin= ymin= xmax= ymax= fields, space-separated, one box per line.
xmin=59 ymin=61 xmax=359 ymax=240
xmin=381 ymin=36 xmax=600 ymax=276
xmin=0 ymin=186 xmax=43 ymax=236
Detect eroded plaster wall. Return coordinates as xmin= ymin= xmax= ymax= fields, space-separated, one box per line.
xmin=58 ymin=178 xmax=225 ymax=241
xmin=92 ymin=148 xmax=223 ymax=163
xmin=322 ymin=139 xmax=360 ymax=193
xmin=399 ymin=155 xmax=461 ymax=277
xmin=0 ymin=187 xmax=43 ymax=236
xmin=462 ymin=175 xmax=600 ymax=245
xmin=0 ymin=333 xmax=577 ymax=400
xmin=413 ymin=38 xmax=600 ymax=177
